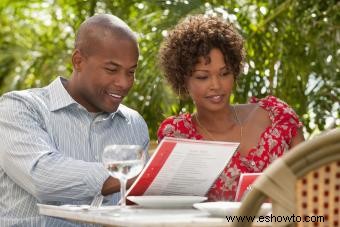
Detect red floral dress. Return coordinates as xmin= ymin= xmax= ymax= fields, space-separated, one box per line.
xmin=157 ymin=96 xmax=303 ymax=201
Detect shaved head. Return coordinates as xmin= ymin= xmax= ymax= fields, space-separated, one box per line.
xmin=75 ymin=14 xmax=138 ymax=57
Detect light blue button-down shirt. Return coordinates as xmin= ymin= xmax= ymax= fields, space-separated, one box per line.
xmin=0 ymin=77 xmax=149 ymax=226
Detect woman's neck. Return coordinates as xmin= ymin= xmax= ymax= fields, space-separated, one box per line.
xmin=193 ymin=105 xmax=243 ymax=143
xmin=193 ymin=106 xmax=239 ymax=140
xmin=195 ymin=106 xmax=236 ymax=131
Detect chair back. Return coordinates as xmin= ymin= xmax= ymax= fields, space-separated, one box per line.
xmin=232 ymin=129 xmax=340 ymax=227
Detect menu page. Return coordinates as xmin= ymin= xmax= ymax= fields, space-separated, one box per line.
xmin=126 ymin=137 xmax=239 ymax=198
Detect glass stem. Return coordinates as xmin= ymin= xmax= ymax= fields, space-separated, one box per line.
xmin=120 ymin=178 xmax=128 ymax=206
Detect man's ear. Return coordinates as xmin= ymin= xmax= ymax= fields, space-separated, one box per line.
xmin=72 ymin=49 xmax=83 ymax=72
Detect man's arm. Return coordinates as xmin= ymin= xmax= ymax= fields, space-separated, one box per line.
xmin=0 ymin=93 xmax=110 ymax=202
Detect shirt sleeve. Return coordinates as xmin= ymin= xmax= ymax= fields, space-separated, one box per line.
xmin=0 ymin=93 xmax=109 ymax=203
xmin=139 ymin=115 xmax=151 ymax=162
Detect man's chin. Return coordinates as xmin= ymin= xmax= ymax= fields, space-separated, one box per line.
xmin=100 ymin=99 xmax=122 ymax=113
xmin=105 ymin=104 xmax=120 ymax=113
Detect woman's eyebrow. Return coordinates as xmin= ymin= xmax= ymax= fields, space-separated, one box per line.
xmin=192 ymin=69 xmax=209 ymax=72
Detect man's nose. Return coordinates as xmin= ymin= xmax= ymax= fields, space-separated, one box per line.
xmin=113 ymin=71 xmax=133 ymax=89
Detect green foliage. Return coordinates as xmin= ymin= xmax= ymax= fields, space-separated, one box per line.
xmin=0 ymin=0 xmax=338 ymax=139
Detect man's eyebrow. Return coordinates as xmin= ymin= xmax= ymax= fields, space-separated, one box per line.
xmin=104 ymin=61 xmax=119 ymax=66
xmin=105 ymin=61 xmax=137 ymax=69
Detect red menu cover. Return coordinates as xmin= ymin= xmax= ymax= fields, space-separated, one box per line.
xmin=234 ymin=173 xmax=261 ymax=201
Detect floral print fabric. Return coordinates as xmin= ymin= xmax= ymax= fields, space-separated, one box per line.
xmin=157 ymin=96 xmax=303 ymax=201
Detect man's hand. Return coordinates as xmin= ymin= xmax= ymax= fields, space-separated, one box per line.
xmin=101 ymin=176 xmax=138 ymax=196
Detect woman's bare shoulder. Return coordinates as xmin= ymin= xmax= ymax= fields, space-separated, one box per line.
xmin=235 ymin=103 xmax=270 ymax=125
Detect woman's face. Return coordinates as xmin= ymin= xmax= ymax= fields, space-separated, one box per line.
xmin=186 ymin=48 xmax=235 ymax=113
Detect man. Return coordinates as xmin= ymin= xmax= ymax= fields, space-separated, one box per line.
xmin=0 ymin=14 xmax=149 ymax=226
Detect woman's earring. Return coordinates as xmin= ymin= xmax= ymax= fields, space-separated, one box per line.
xmin=235 ymin=78 xmax=240 ymax=91
xmin=184 ymin=87 xmax=190 ymax=97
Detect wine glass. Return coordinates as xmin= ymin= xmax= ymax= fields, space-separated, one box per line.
xmin=102 ymin=145 xmax=145 ymax=207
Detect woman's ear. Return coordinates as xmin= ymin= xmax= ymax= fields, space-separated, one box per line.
xmin=72 ymin=49 xmax=83 ymax=72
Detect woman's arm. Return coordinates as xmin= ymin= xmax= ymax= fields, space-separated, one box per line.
xmin=290 ymin=128 xmax=305 ymax=148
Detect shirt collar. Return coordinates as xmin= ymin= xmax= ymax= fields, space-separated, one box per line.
xmin=104 ymin=107 xmax=128 ymax=120
xmin=48 ymin=77 xmax=128 ymax=120
xmin=48 ymin=77 xmax=77 ymax=111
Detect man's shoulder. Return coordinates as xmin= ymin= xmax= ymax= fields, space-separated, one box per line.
xmin=119 ymin=104 xmax=139 ymax=114
xmin=117 ymin=105 xmax=148 ymax=134
xmin=118 ymin=104 xmax=144 ymax=120
xmin=1 ymin=87 xmax=48 ymax=107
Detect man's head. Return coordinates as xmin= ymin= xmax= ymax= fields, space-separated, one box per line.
xmin=68 ymin=14 xmax=139 ymax=113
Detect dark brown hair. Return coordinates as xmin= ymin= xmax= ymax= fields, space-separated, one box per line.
xmin=158 ymin=14 xmax=245 ymax=97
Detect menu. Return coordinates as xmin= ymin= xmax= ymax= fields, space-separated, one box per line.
xmin=234 ymin=173 xmax=261 ymax=201
xmin=126 ymin=137 xmax=239 ymax=199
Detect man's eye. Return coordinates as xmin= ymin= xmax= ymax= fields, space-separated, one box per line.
xmin=105 ymin=68 xmax=117 ymax=72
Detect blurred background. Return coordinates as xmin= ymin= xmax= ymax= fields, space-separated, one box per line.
xmin=0 ymin=0 xmax=339 ymax=141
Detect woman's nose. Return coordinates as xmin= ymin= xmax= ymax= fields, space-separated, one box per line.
xmin=210 ymin=75 xmax=221 ymax=89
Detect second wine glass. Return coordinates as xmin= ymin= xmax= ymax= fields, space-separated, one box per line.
xmin=102 ymin=144 xmax=145 ymax=207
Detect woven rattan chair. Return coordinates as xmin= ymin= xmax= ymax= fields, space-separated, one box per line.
xmin=232 ymin=128 xmax=340 ymax=227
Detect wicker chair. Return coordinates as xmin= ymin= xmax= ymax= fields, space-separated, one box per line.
xmin=232 ymin=128 xmax=340 ymax=227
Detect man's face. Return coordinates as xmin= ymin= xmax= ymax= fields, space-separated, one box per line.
xmin=73 ymin=37 xmax=139 ymax=113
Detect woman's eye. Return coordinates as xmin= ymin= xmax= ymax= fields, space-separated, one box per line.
xmin=194 ymin=75 xmax=208 ymax=80
xmin=221 ymin=71 xmax=232 ymax=76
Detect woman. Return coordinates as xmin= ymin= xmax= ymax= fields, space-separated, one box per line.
xmin=157 ymin=15 xmax=305 ymax=201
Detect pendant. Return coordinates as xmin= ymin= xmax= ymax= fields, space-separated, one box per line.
xmin=250 ymin=160 xmax=256 ymax=167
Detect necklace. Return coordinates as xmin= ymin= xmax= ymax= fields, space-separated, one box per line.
xmin=194 ymin=106 xmax=255 ymax=167
xmin=233 ymin=107 xmax=256 ymax=167
xmin=232 ymin=105 xmax=243 ymax=143
xmin=194 ymin=115 xmax=217 ymax=141
xmin=194 ymin=106 xmax=243 ymax=142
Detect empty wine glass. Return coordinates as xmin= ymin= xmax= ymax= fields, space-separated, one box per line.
xmin=102 ymin=145 xmax=145 ymax=207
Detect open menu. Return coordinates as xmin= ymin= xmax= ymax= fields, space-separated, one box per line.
xmin=126 ymin=137 xmax=239 ymax=200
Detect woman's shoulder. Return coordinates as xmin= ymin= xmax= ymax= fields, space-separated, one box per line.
xmin=250 ymin=95 xmax=291 ymax=111
xmin=234 ymin=102 xmax=270 ymax=133
xmin=157 ymin=113 xmax=196 ymax=141
xmin=249 ymin=95 xmax=302 ymax=127
xmin=159 ymin=113 xmax=192 ymax=126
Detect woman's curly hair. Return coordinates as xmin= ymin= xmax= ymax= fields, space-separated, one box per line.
xmin=158 ymin=14 xmax=245 ymax=97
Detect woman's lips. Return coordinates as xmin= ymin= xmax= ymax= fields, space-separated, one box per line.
xmin=206 ymin=95 xmax=224 ymax=103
